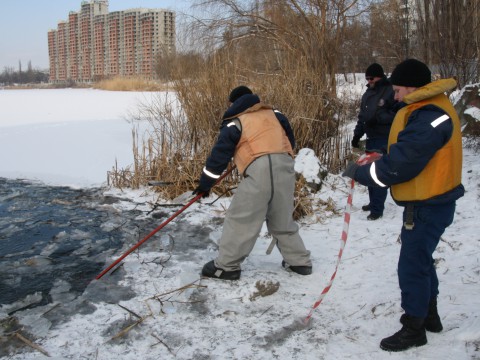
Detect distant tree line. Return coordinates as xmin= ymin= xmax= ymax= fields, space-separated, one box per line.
xmin=156 ymin=0 xmax=478 ymax=88
xmin=0 ymin=61 xmax=49 ymax=85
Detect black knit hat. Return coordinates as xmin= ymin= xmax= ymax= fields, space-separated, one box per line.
xmin=365 ymin=63 xmax=384 ymax=78
xmin=390 ymin=59 xmax=431 ymax=87
xmin=228 ymin=85 xmax=253 ymax=103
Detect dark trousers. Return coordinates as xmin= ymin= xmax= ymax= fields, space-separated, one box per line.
xmin=366 ymin=137 xmax=388 ymax=216
xmin=398 ymin=202 xmax=455 ymax=318
xmin=368 ymin=186 xmax=388 ymax=216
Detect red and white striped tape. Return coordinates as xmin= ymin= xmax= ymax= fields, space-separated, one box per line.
xmin=304 ymin=178 xmax=354 ymax=323
xmin=304 ymin=151 xmax=382 ymax=323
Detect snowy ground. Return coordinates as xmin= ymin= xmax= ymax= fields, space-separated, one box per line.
xmin=0 ymin=86 xmax=479 ymax=359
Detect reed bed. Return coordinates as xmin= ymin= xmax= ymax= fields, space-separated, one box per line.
xmin=107 ymin=40 xmax=357 ymax=219
xmin=94 ymin=77 xmax=168 ymax=92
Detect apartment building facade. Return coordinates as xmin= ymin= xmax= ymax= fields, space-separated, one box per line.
xmin=48 ymin=0 xmax=175 ymax=83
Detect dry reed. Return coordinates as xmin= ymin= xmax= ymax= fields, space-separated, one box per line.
xmin=107 ymin=8 xmax=358 ymax=213
xmin=107 ymin=52 xmax=356 ymax=205
xmin=94 ymin=77 xmax=169 ymax=92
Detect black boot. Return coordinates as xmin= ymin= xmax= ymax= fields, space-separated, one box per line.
xmin=367 ymin=213 xmax=382 ymax=220
xmin=361 ymin=204 xmax=371 ymax=211
xmin=425 ymin=299 xmax=443 ymax=332
xmin=281 ymin=260 xmax=312 ymax=275
xmin=400 ymin=299 xmax=443 ymax=333
xmin=201 ymin=260 xmax=241 ymax=280
xmin=380 ymin=315 xmax=427 ymax=352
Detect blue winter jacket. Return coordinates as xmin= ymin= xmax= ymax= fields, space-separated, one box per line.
xmin=355 ymin=103 xmax=465 ymax=205
xmin=353 ymin=76 xmax=397 ymax=143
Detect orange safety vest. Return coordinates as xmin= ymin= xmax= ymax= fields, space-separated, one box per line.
xmin=233 ymin=105 xmax=293 ymax=174
xmin=388 ymin=79 xmax=462 ymax=201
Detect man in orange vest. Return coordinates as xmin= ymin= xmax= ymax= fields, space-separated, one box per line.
xmin=343 ymin=59 xmax=464 ymax=352
xmin=194 ymin=86 xmax=312 ymax=280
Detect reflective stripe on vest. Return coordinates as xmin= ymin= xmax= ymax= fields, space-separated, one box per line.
xmin=388 ymin=93 xmax=462 ymax=201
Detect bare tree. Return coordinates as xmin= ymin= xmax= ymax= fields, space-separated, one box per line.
xmin=367 ymin=0 xmax=405 ymax=73
xmin=176 ymin=0 xmax=374 ymax=166
xmin=415 ymin=0 xmax=479 ymax=86
xmin=187 ymin=0 xmax=374 ymax=91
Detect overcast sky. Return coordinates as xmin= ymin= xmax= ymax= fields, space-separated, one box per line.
xmin=0 ymin=0 xmax=190 ymax=71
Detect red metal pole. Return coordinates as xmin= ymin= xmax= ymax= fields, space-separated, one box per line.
xmin=95 ymin=167 xmax=235 ymax=280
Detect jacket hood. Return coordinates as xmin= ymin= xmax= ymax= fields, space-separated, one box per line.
xmin=222 ymin=94 xmax=260 ymax=120
xmin=403 ymin=78 xmax=457 ymax=105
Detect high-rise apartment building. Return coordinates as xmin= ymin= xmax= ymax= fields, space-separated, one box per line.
xmin=48 ymin=0 xmax=175 ymax=83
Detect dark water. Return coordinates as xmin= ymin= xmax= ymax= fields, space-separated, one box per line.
xmin=0 ymin=179 xmax=122 ymax=305
xmin=0 ymin=177 xmax=226 ymax=358
xmin=0 ymin=177 xmax=221 ymax=315
xmin=0 ymin=178 xmax=144 ymax=309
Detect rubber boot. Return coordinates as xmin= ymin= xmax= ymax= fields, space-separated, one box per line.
xmin=380 ymin=315 xmax=427 ymax=352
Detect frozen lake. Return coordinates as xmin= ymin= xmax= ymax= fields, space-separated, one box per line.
xmin=0 ymin=88 xmax=162 ymax=187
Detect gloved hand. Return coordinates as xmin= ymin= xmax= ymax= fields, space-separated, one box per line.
xmin=342 ymin=162 xmax=359 ymax=179
xmin=192 ymin=186 xmax=210 ymax=198
xmin=192 ymin=173 xmax=216 ymax=198
xmin=351 ymin=135 xmax=361 ymax=148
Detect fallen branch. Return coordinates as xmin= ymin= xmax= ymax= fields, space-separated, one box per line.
xmin=147 ymin=181 xmax=175 ymax=186
xmin=110 ymin=316 xmax=149 ymax=341
xmin=147 ymin=279 xmax=206 ymax=301
xmin=13 ymin=332 xmax=50 ymax=357
xmin=146 ymin=279 xmax=207 ymax=314
xmin=118 ymin=304 xmax=142 ymax=319
xmin=151 ymin=333 xmax=175 ymax=354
